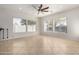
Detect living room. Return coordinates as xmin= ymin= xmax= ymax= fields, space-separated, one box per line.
xmin=0 ymin=4 xmax=79 ymax=55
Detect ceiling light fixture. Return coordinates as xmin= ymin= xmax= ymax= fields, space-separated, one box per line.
xmin=19 ymin=7 xmax=22 ymax=11
xmin=32 ymin=4 xmax=49 ymax=14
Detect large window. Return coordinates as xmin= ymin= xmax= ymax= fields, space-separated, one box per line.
xmin=43 ymin=16 xmax=67 ymax=33
xmin=44 ymin=20 xmax=53 ymax=32
xmin=13 ymin=18 xmax=26 ymax=33
xmin=13 ymin=18 xmax=36 ymax=33
xmin=55 ymin=17 xmax=67 ymax=33
xmin=27 ymin=20 xmax=36 ymax=32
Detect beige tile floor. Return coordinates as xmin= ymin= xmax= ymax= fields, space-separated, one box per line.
xmin=0 ymin=35 xmax=79 ymax=55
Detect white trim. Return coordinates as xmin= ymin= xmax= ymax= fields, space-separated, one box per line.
xmin=0 ymin=32 xmax=39 ymax=41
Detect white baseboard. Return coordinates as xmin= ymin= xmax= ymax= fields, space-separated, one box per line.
xmin=0 ymin=33 xmax=39 ymax=41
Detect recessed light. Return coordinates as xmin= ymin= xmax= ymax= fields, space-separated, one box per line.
xmin=19 ymin=8 xmax=22 ymax=10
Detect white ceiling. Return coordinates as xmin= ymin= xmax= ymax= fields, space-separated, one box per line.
xmin=0 ymin=4 xmax=79 ymax=17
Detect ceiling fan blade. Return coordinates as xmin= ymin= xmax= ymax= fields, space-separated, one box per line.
xmin=41 ymin=7 xmax=49 ymax=11
xmin=38 ymin=4 xmax=43 ymax=11
xmin=39 ymin=4 xmax=42 ymax=9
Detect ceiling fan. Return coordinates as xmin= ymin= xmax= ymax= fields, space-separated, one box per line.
xmin=32 ymin=4 xmax=49 ymax=14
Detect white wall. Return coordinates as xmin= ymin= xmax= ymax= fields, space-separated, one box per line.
xmin=39 ymin=7 xmax=79 ymax=40
xmin=0 ymin=5 xmax=79 ymax=40
xmin=0 ymin=8 xmax=39 ymax=40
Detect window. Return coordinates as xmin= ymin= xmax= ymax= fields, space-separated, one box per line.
xmin=13 ymin=18 xmax=36 ymax=33
xmin=44 ymin=20 xmax=53 ymax=32
xmin=55 ymin=17 xmax=67 ymax=33
xmin=13 ymin=18 xmax=26 ymax=33
xmin=27 ymin=20 xmax=36 ymax=32
xmin=43 ymin=16 xmax=67 ymax=33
